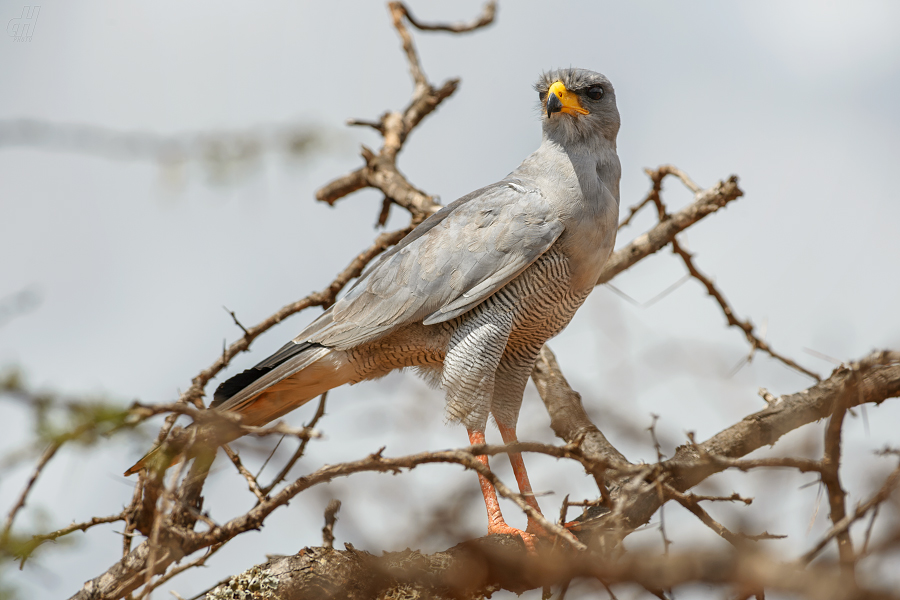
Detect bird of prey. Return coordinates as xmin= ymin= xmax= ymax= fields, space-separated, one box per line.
xmin=127 ymin=68 xmax=620 ymax=548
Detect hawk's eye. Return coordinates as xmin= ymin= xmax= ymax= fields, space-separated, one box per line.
xmin=585 ymin=86 xmax=603 ymax=100
xmin=538 ymin=91 xmax=547 ymax=102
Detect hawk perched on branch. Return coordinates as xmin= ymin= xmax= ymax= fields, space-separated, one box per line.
xmin=128 ymin=68 xmax=620 ymax=548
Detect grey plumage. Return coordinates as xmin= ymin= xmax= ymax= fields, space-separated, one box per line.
xmin=211 ymin=67 xmax=620 ymax=437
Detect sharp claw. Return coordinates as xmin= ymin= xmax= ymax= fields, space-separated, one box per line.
xmin=488 ymin=522 xmax=538 ymax=552
xmin=563 ymin=520 xmax=583 ymax=532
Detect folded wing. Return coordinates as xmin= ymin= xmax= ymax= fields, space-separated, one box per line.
xmin=306 ymin=180 xmax=564 ymax=347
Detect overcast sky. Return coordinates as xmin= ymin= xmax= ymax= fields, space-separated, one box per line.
xmin=2 ymin=1 xmax=899 ymax=598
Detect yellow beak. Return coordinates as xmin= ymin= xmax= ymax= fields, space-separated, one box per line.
xmin=546 ymin=81 xmax=589 ymax=117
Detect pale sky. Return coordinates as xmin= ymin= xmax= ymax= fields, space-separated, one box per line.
xmin=2 ymin=2 xmax=899 ymax=598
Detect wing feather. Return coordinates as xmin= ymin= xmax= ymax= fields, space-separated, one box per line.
xmin=305 ymin=180 xmax=564 ymax=348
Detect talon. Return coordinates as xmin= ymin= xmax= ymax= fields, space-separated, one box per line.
xmin=562 ymin=520 xmax=583 ymax=532
xmin=489 ymin=521 xmax=538 ymax=552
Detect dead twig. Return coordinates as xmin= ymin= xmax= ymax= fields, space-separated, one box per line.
xmin=1 ymin=441 xmax=61 ymax=549
xmin=7 ymin=513 xmax=125 ymax=564
xmin=223 ymin=306 xmax=249 ymax=337
xmin=395 ymin=1 xmax=496 ymax=34
xmin=597 ymin=173 xmax=744 ymax=285
xmin=617 ymin=164 xmax=700 ymax=231
xmin=322 ymin=499 xmax=341 ymax=549
xmin=222 ymin=445 xmax=266 ymax=503
xmin=260 ymin=393 xmax=329 ymax=496
xmin=820 ymin=368 xmax=855 ymax=570
xmin=799 ymin=462 xmax=900 ymax=565
xmin=135 ymin=543 xmax=224 ymax=600
xmin=670 ymin=238 xmax=820 ymax=381
xmin=666 ymin=485 xmax=784 ymax=547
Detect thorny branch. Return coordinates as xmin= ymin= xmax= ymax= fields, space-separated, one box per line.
xmin=202 ymin=541 xmax=900 ymax=600
xmin=821 ymin=368 xmax=856 ymax=570
xmin=670 ymin=238 xmax=821 ymax=380
xmin=135 ymin=543 xmax=223 ymax=600
xmin=800 ymin=461 xmax=900 ymax=565
xmin=67 ymin=348 xmax=900 ymax=599
xmin=1 ymin=406 xmax=120 ymax=553
xmin=1 ymin=441 xmax=60 ymax=549
xmin=396 ymin=1 xmax=497 ymax=34
xmin=617 ymin=164 xmax=821 ymax=381
xmin=598 ymin=171 xmax=743 ymax=284
xmin=321 ymin=499 xmax=341 ymax=550
xmin=221 ymin=445 xmax=266 ymax=503
xmin=664 ymin=485 xmax=783 ymax=547
xmin=259 ymin=392 xmax=329 ymax=497
xmin=4 ymin=513 xmax=125 ymax=565
xmin=314 ymin=1 xmax=497 ymax=220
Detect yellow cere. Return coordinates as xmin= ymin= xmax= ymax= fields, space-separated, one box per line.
xmin=548 ymin=81 xmax=590 ymax=115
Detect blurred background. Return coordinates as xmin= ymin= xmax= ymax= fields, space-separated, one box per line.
xmin=1 ymin=1 xmax=899 ymax=598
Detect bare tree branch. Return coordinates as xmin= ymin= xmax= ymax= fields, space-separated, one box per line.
xmin=593 ymin=351 xmax=900 ymax=537
xmin=665 ymin=485 xmax=783 ymax=547
xmin=396 ymin=1 xmax=497 ymax=34
xmin=800 ymin=462 xmax=900 ymax=565
xmin=614 ymin=165 xmax=819 ymax=381
xmin=204 ymin=542 xmax=900 ymax=600
xmin=68 ymin=348 xmax=899 ymax=600
xmin=221 ymin=445 xmax=266 ymax=503
xmin=1 ymin=442 xmax=61 ymax=549
xmin=670 ymin=238 xmax=821 ymax=380
xmin=821 ymin=370 xmax=855 ymax=570
xmin=5 ymin=513 xmax=125 ymax=564
xmin=597 ymin=173 xmax=743 ymax=284
xmin=259 ymin=392 xmax=329 ymax=496
xmin=321 ymin=499 xmax=341 ymax=550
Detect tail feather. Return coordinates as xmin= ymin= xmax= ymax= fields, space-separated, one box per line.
xmin=211 ymin=340 xmax=317 ymax=408
xmin=124 ymin=343 xmax=353 ymax=476
xmin=123 ymin=442 xmax=181 ymax=477
xmin=212 ymin=345 xmax=342 ymax=418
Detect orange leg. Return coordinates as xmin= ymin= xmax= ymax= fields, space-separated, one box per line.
xmin=467 ymin=429 xmax=537 ymax=550
xmin=498 ymin=424 xmax=585 ymax=535
xmin=497 ymin=423 xmax=547 ymax=535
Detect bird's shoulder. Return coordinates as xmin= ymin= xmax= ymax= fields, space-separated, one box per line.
xmin=406 ymin=179 xmax=558 ymax=246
